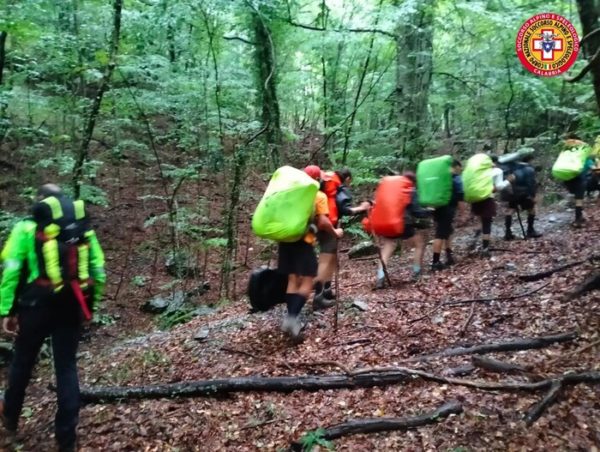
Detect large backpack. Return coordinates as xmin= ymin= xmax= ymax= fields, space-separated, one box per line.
xmin=31 ymin=195 xmax=93 ymax=319
xmin=320 ymin=171 xmax=342 ymax=226
xmin=247 ymin=267 xmax=287 ymax=312
xmin=369 ymin=176 xmax=413 ymax=237
xmin=252 ymin=166 xmax=319 ymax=242
xmin=462 ymin=154 xmax=494 ymax=203
xmin=552 ymin=145 xmax=590 ymax=181
xmin=416 ymin=155 xmax=453 ymax=207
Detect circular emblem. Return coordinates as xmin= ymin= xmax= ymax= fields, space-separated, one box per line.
xmin=516 ymin=13 xmax=579 ymax=77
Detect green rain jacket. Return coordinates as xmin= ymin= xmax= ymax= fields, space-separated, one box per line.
xmin=0 ymin=219 xmax=106 ymax=316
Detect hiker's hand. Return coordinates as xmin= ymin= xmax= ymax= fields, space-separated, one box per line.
xmin=358 ymin=201 xmax=371 ymax=211
xmin=334 ymin=228 xmax=344 ymax=238
xmin=2 ymin=316 xmax=19 ymax=336
xmin=507 ymin=174 xmax=516 ymax=183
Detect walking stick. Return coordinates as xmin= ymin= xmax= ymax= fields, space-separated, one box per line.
xmin=515 ymin=206 xmax=527 ymax=239
xmin=334 ymin=245 xmax=339 ymax=332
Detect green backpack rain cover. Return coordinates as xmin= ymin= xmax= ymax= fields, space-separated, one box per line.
xmin=416 ymin=155 xmax=453 ymax=207
xmin=551 ymin=146 xmax=590 ymax=181
xmin=462 ymin=153 xmax=494 ymax=203
xmin=252 ymin=166 xmax=319 ymax=242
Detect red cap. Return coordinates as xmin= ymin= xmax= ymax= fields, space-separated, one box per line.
xmin=304 ymin=165 xmax=322 ymax=180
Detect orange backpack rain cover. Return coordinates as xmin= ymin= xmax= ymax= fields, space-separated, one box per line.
xmin=321 ymin=171 xmax=342 ymax=226
xmin=369 ymin=176 xmax=413 ymax=237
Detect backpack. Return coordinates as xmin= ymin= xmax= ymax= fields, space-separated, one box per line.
xmin=552 ymin=146 xmax=590 ymax=181
xmin=247 ymin=267 xmax=287 ymax=312
xmin=321 ymin=171 xmax=343 ymax=226
xmin=416 ymin=155 xmax=453 ymax=207
xmin=463 ymin=154 xmax=494 ymax=203
xmin=252 ymin=166 xmax=319 ymax=242
xmin=31 ymin=195 xmax=93 ymax=319
xmin=369 ymin=176 xmax=413 ymax=237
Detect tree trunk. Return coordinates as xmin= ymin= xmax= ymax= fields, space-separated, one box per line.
xmin=72 ymin=0 xmax=123 ymax=197
xmin=0 ymin=31 xmax=6 ymax=85
xmin=252 ymin=7 xmax=282 ymax=164
xmin=576 ymin=0 xmax=600 ymax=113
xmin=394 ymin=0 xmax=434 ymax=160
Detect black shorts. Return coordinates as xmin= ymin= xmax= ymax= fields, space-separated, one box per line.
xmin=507 ymin=196 xmax=535 ymax=210
xmin=278 ymin=240 xmax=318 ymax=277
xmin=433 ymin=206 xmax=456 ymax=240
xmin=471 ymin=198 xmax=497 ymax=219
xmin=317 ymin=230 xmax=338 ymax=254
xmin=384 ymin=225 xmax=415 ymax=241
xmin=564 ymin=174 xmax=586 ymax=199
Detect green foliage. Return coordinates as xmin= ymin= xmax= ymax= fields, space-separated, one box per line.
xmin=299 ymin=428 xmax=335 ymax=451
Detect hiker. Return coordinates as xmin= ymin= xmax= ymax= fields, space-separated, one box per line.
xmin=314 ymin=168 xmax=370 ymax=307
xmin=278 ymin=166 xmax=343 ymax=338
xmin=430 ymin=159 xmax=464 ymax=270
xmin=552 ymin=136 xmax=594 ymax=228
xmin=0 ymin=184 xmax=106 ymax=451
xmin=366 ymin=172 xmax=430 ymax=289
xmin=463 ymin=153 xmax=514 ymax=257
xmin=501 ymin=154 xmax=542 ymax=240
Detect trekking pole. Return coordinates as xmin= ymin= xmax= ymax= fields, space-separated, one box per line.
xmin=334 ymin=245 xmax=340 ymax=332
xmin=515 ymin=206 xmax=527 ymax=240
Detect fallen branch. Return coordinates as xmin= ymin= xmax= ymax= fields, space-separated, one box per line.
xmin=219 ymin=346 xmax=259 ymax=360
xmin=471 ymin=356 xmax=531 ymax=374
xmin=545 ymin=338 xmax=600 ymax=366
xmin=524 ymin=379 xmax=563 ymax=426
xmin=443 ymin=282 xmax=550 ymax=307
xmin=563 ymin=271 xmax=600 ymax=301
xmin=518 ymin=255 xmax=599 ymax=282
xmin=405 ymin=331 xmax=578 ymax=362
xmin=292 ymin=401 xmax=462 ymax=448
xmin=489 ymin=247 xmax=545 ymax=255
xmin=459 ymin=304 xmax=476 ymax=336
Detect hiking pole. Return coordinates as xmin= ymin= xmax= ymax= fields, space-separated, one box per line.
xmin=515 ymin=206 xmax=527 ymax=240
xmin=334 ymin=245 xmax=340 ymax=332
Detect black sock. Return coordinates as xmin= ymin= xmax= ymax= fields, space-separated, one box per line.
xmin=433 ymin=252 xmax=440 ymax=264
xmin=575 ymin=206 xmax=583 ymax=221
xmin=313 ymin=281 xmax=323 ymax=294
xmin=286 ymin=293 xmax=306 ymax=316
xmin=446 ymin=248 xmax=453 ymax=258
xmin=482 ymin=239 xmax=490 ymax=249
xmin=527 ymin=214 xmax=535 ymax=231
xmin=504 ymin=215 xmax=512 ymax=232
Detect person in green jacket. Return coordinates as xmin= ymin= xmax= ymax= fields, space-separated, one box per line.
xmin=0 ymin=184 xmax=105 ymax=452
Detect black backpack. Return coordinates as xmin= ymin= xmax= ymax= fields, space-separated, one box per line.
xmin=247 ymin=267 xmax=287 ymax=312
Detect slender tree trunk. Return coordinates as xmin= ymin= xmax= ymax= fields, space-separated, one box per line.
xmin=72 ymin=0 xmax=123 ymax=197
xmin=394 ymin=0 xmax=434 ymax=160
xmin=0 ymin=31 xmax=6 ymax=85
xmin=252 ymin=7 xmax=281 ymax=165
xmin=576 ymin=0 xmax=600 ymax=113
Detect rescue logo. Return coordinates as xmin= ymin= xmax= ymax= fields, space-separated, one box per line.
xmin=516 ymin=13 xmax=579 ymax=77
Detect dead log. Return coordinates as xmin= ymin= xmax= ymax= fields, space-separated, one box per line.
xmin=517 ymin=254 xmax=599 ymax=282
xmin=291 ymin=400 xmax=462 ymax=449
xmin=471 ymin=356 xmax=531 ymax=374
xmin=563 ymin=271 xmax=600 ymax=301
xmin=525 ymin=379 xmax=562 ymax=426
xmin=405 ymin=331 xmax=578 ymax=362
xmin=80 ymin=371 xmax=411 ymax=403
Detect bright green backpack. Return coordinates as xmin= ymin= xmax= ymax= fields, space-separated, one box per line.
xmin=551 ymin=146 xmax=590 ymax=181
xmin=462 ymin=154 xmax=494 ymax=203
xmin=252 ymin=166 xmax=319 ymax=242
xmin=416 ymin=155 xmax=453 ymax=207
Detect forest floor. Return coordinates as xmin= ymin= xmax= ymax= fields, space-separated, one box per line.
xmin=1 ymin=196 xmax=599 ymax=451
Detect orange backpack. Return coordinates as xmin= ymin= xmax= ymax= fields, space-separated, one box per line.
xmin=321 ymin=171 xmax=343 ymax=226
xmin=368 ymin=176 xmax=413 ymax=237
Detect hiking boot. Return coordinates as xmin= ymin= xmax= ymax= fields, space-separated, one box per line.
xmin=480 ymin=248 xmax=491 ymax=258
xmin=504 ymin=230 xmax=516 ymax=241
xmin=445 ymin=254 xmax=456 ymax=266
xmin=323 ymin=287 xmax=335 ymax=300
xmin=431 ymin=261 xmax=446 ymax=272
xmin=313 ymin=292 xmax=334 ymax=311
xmin=572 ymin=217 xmax=586 ymax=228
xmin=281 ymin=314 xmax=302 ymax=339
xmin=58 ymin=442 xmax=77 ymax=452
xmin=526 ymin=228 xmax=543 ymax=238
xmin=374 ymin=277 xmax=385 ymax=290
xmin=411 ymin=269 xmax=422 ymax=282
xmin=0 ymin=399 xmax=17 ymax=433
